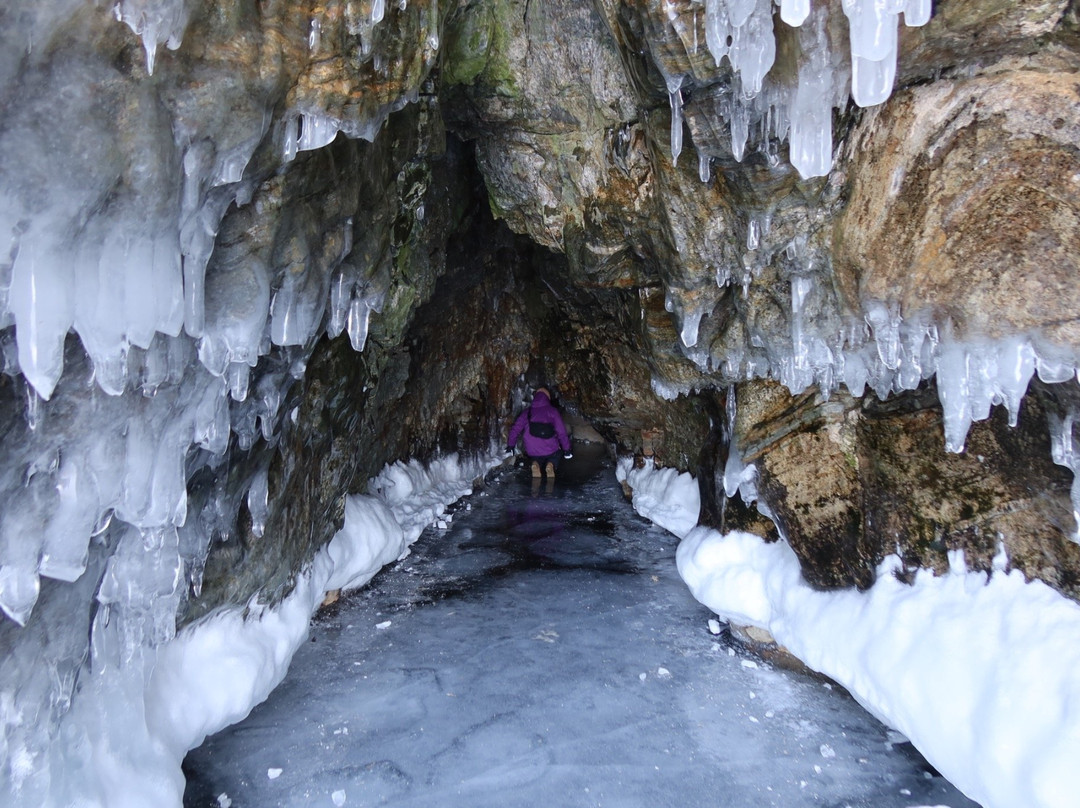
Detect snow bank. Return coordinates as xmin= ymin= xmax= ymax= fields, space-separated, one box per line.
xmin=615 ymin=456 xmax=700 ymax=539
xmin=678 ymin=530 xmax=1080 ymax=808
xmin=370 ymin=452 xmax=496 ymax=545
xmin=620 ymin=457 xmax=1080 ymax=808
xmin=68 ymin=449 xmax=503 ymax=808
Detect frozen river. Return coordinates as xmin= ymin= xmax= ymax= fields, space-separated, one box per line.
xmin=182 ymin=445 xmax=980 ymax=808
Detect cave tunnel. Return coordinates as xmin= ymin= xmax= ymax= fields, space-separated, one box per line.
xmin=2 ymin=2 xmax=1080 ymax=807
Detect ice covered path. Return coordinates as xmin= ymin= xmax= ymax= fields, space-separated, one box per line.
xmin=183 ymin=446 xmax=979 ymax=808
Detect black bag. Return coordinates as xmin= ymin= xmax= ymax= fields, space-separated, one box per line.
xmin=528 ymin=412 xmax=556 ymax=439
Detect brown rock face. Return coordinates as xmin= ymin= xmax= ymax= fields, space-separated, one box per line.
xmin=835 ymin=55 xmax=1080 ymax=344
xmin=731 ymin=379 xmax=1080 ymax=597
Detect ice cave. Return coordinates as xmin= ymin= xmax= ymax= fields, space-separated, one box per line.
xmin=2 ymin=1 xmax=1079 ymax=807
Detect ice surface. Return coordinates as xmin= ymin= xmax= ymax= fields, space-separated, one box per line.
xmin=183 ymin=448 xmax=978 ymax=808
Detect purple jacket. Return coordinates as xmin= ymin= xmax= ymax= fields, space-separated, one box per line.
xmin=507 ymin=390 xmax=570 ymax=457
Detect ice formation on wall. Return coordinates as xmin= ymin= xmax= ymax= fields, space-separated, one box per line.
xmin=114 ymin=0 xmax=190 ymax=74
xmin=666 ymin=0 xmax=932 ymax=178
xmin=657 ymin=268 xmax=1080 ymax=541
xmin=0 ymin=0 xmax=433 ymax=632
xmin=0 ymin=10 xmax=437 ymax=798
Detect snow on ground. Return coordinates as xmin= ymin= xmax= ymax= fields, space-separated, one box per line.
xmin=55 ymin=449 xmax=505 ymax=808
xmin=620 ymin=457 xmax=1080 ymax=808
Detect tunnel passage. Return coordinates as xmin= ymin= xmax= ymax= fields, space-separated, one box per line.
xmin=3 ymin=4 xmax=1080 ymax=807
xmin=183 ymin=133 xmax=714 ymax=625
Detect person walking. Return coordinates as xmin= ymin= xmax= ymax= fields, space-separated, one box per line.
xmin=506 ymin=387 xmax=572 ymax=478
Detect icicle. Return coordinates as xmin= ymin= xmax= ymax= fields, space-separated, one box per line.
xmin=698 ymin=152 xmax=711 ymax=183
xmin=282 ymin=116 xmax=300 ymax=163
xmin=704 ymin=0 xmax=732 ymax=66
xmin=10 ymin=240 xmax=74 ymax=400
xmin=936 ymin=340 xmax=972 ymax=454
xmin=193 ymin=375 xmax=230 ymax=454
xmin=746 ymin=219 xmax=760 ymax=251
xmin=1036 ymin=353 xmax=1075 ymax=384
xmin=1048 ymin=409 xmax=1080 ymax=542
xmin=39 ymin=458 xmax=96 ymax=583
xmin=843 ymin=0 xmax=900 ymax=107
xmin=0 ymin=565 xmax=40 ymax=626
xmin=328 ymin=266 xmax=356 ymax=339
xmin=247 ymin=468 xmax=269 ymax=538
xmin=347 ymin=298 xmax=373 ymax=352
xmin=787 ymin=275 xmax=814 ymax=393
xmin=227 ymin=362 xmax=250 ymax=402
xmin=997 ymin=338 xmax=1035 ymax=428
xmin=669 ymin=85 xmax=684 ymax=167
xmin=781 ymin=0 xmax=811 ymax=27
xmin=730 ymin=103 xmax=749 ymax=161
xmin=788 ymin=7 xmax=836 ymax=179
xmin=113 ymin=0 xmax=190 ymax=76
xmin=679 ymin=304 xmax=705 ymax=349
xmin=903 ymin=0 xmax=931 ymax=26
xmin=728 ymin=0 xmax=775 ymax=96
xmin=865 ymin=301 xmax=900 ymax=371
xmin=727 ymin=0 xmax=756 ymax=28
xmin=297 ymin=114 xmax=340 ymax=152
xmin=851 ymin=52 xmax=897 ymax=108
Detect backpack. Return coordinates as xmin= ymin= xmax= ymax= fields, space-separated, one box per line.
xmin=528 ymin=410 xmax=556 ymax=439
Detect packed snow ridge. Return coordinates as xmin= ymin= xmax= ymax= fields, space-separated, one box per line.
xmin=619 ymin=457 xmax=1080 ymax=808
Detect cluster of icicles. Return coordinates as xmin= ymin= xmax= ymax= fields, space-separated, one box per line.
xmin=667 ymin=0 xmax=931 ymax=179
xmin=653 ymin=273 xmax=1080 ymax=543
xmin=0 ymin=0 xmax=423 ymax=630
